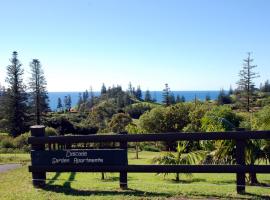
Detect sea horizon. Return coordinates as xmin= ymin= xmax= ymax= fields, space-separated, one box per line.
xmin=48 ymin=90 xmax=224 ymax=111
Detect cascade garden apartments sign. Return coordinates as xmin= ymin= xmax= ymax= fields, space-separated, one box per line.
xmin=31 ymin=149 xmax=127 ymax=166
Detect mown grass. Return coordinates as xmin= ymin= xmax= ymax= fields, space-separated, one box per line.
xmin=0 ymin=151 xmax=269 ymax=200
xmin=0 ymin=153 xmax=30 ymax=164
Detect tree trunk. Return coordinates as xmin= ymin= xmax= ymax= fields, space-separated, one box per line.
xmin=248 ymin=173 xmax=259 ymax=185
xmin=175 ymin=173 xmax=180 ymax=182
xmin=101 ymin=172 xmax=105 ymax=180
xmin=135 ymin=142 xmax=139 ymax=159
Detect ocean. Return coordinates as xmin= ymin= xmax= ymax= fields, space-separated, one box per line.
xmin=48 ymin=91 xmax=221 ymax=111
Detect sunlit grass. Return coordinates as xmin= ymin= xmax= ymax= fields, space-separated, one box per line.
xmin=0 ymin=151 xmax=269 ymax=200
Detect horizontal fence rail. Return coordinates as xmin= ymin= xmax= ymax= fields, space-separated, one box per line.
xmin=29 ymin=164 xmax=270 ymax=173
xmin=28 ymin=130 xmax=270 ymax=144
xmin=28 ymin=125 xmax=270 ymax=194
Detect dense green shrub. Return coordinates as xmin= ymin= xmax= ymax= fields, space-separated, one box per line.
xmin=73 ymin=124 xmax=98 ymax=135
xmin=108 ymin=113 xmax=132 ymax=133
xmin=46 ymin=116 xmax=75 ymax=135
xmin=0 ymin=137 xmax=15 ymax=148
xmin=252 ymin=105 xmax=270 ymax=130
xmin=141 ymin=144 xmax=160 ymax=152
xmin=124 ymin=103 xmax=152 ymax=119
xmin=201 ymin=105 xmax=241 ymax=132
xmin=45 ymin=127 xmax=59 ymax=136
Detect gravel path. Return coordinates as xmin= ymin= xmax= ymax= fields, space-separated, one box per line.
xmin=0 ymin=164 xmax=21 ymax=173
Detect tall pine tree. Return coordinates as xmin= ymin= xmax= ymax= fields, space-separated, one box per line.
xmin=5 ymin=51 xmax=28 ymax=136
xmin=57 ymin=97 xmax=63 ymax=112
xmin=237 ymin=53 xmax=259 ymax=112
xmin=101 ymin=83 xmax=107 ymax=95
xmin=162 ymin=83 xmax=171 ymax=106
xmin=28 ymin=59 xmax=49 ymax=125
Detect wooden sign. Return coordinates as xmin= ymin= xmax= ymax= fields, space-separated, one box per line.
xmin=31 ymin=149 xmax=127 ymax=166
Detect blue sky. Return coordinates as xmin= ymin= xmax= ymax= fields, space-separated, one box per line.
xmin=0 ymin=0 xmax=269 ymax=91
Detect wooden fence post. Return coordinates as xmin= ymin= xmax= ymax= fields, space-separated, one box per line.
xmin=236 ymin=139 xmax=246 ymax=194
xmin=30 ymin=125 xmax=46 ymax=188
xmin=119 ymin=131 xmax=128 ymax=190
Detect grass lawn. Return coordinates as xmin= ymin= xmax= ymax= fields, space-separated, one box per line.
xmin=0 ymin=151 xmax=269 ymax=200
xmin=0 ymin=153 xmax=30 ymax=164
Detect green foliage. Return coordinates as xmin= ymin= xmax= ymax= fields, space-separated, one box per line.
xmin=0 ymin=137 xmax=15 ymax=148
xmin=28 ymin=59 xmax=49 ymax=125
xmin=45 ymin=127 xmax=59 ymax=136
xmin=141 ymin=144 xmax=160 ymax=152
xmin=201 ymin=105 xmax=241 ymax=132
xmin=138 ymin=106 xmax=166 ymax=133
xmin=252 ymin=105 xmax=270 ymax=130
xmin=152 ymin=142 xmax=206 ymax=181
xmin=217 ymin=89 xmax=232 ymax=105
xmin=236 ymin=52 xmax=259 ymax=112
xmin=87 ymin=100 xmax=118 ymax=131
xmin=46 ymin=116 xmax=74 ymax=134
xmin=144 ymin=90 xmax=152 ymax=102
xmin=0 ymin=132 xmax=30 ymax=152
xmin=108 ymin=113 xmax=132 ymax=133
xmin=124 ymin=103 xmax=152 ymax=119
xmin=139 ymin=103 xmax=190 ymax=133
xmin=4 ymin=51 xmax=29 ymax=136
xmin=183 ymin=103 xmax=212 ymax=132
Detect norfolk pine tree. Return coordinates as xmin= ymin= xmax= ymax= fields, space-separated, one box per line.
xmin=237 ymin=52 xmax=259 ymax=112
xmin=29 ymin=59 xmax=49 ymax=125
xmin=5 ymin=51 xmax=28 ymax=136
xmin=162 ymin=83 xmax=171 ymax=106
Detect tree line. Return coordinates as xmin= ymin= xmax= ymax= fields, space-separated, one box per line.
xmin=0 ymin=52 xmax=49 ymax=136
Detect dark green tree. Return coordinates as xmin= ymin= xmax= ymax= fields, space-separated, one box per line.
xmin=261 ymin=80 xmax=270 ymax=92
xmin=169 ymin=93 xmax=176 ymax=104
xmin=228 ymin=85 xmax=234 ymax=95
xmin=128 ymin=82 xmax=134 ymax=96
xmin=181 ymin=95 xmax=186 ymax=102
xmin=108 ymin=113 xmax=132 ymax=133
xmin=217 ymin=88 xmax=231 ymax=105
xmin=162 ymin=83 xmax=170 ymax=106
xmin=205 ymin=93 xmax=211 ymax=101
xmin=57 ymin=97 xmax=63 ymax=111
xmin=82 ymin=89 xmax=89 ymax=102
xmin=64 ymin=95 xmax=72 ymax=111
xmin=4 ymin=51 xmax=28 ymax=136
xmin=101 ymin=83 xmax=107 ymax=95
xmin=176 ymin=95 xmax=181 ymax=103
xmin=28 ymin=59 xmax=49 ymax=125
xmin=89 ymin=86 xmax=95 ymax=107
xmin=77 ymin=93 xmax=83 ymax=108
xmin=135 ymin=85 xmax=142 ymax=100
xmin=236 ymin=52 xmax=259 ymax=112
xmin=144 ymin=90 xmax=152 ymax=102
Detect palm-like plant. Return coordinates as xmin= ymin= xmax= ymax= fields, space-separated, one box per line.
xmin=152 ymin=142 xmax=206 ymax=182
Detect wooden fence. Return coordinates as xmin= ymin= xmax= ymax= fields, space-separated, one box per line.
xmin=28 ymin=125 xmax=270 ymax=194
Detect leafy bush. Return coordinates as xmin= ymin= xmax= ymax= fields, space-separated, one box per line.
xmin=0 ymin=137 xmax=15 ymax=148
xmin=13 ymin=132 xmax=30 ymax=152
xmin=46 ymin=116 xmax=75 ymax=135
xmin=73 ymin=124 xmax=98 ymax=135
xmin=252 ymin=105 xmax=270 ymax=130
xmin=141 ymin=144 xmax=160 ymax=152
xmin=45 ymin=127 xmax=59 ymax=136
xmin=124 ymin=103 xmax=152 ymax=119
xmin=201 ymin=105 xmax=241 ymax=132
xmin=108 ymin=113 xmax=132 ymax=133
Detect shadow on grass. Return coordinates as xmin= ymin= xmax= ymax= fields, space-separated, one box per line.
xmin=43 ymin=185 xmax=171 ymax=197
xmin=44 ymin=172 xmax=170 ymax=197
xmin=44 ymin=173 xmax=269 ymax=199
xmin=63 ymin=172 xmax=76 ymax=188
xmin=165 ymin=178 xmax=206 ymax=184
xmin=47 ymin=172 xmax=61 ymax=185
xmin=187 ymin=192 xmax=270 ymax=200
